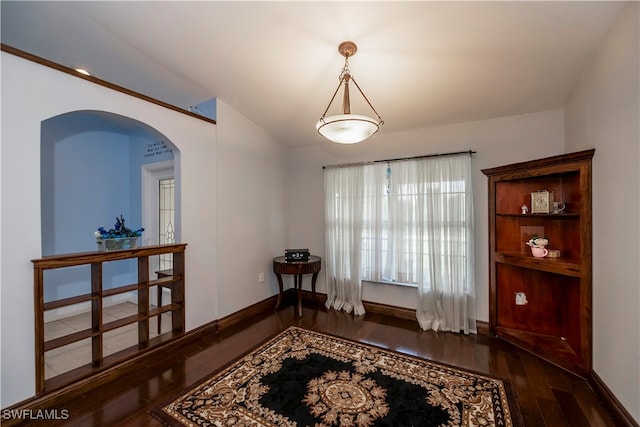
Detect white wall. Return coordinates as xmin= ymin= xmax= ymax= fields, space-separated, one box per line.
xmin=565 ymin=3 xmax=639 ymax=422
xmin=286 ymin=109 xmax=565 ymax=321
xmin=3 ymin=6 xmax=635 ymax=418
xmin=215 ymin=100 xmax=288 ymax=317
xmin=0 ymin=52 xmax=217 ymax=407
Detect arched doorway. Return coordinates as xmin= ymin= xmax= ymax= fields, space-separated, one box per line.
xmin=40 ymin=110 xmax=180 ymax=377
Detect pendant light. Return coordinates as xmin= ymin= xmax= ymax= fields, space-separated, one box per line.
xmin=316 ymin=41 xmax=383 ymax=144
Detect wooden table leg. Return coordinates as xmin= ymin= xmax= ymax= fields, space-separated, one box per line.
xmin=307 ymin=271 xmax=319 ymax=307
xmin=157 ymin=285 xmax=162 ymax=334
xmin=274 ymin=272 xmax=284 ymax=311
xmin=311 ymin=271 xmax=319 ymax=294
xmin=296 ymin=274 xmax=303 ymax=317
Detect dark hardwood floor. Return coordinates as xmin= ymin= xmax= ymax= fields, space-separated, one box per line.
xmin=9 ymin=305 xmax=618 ymax=426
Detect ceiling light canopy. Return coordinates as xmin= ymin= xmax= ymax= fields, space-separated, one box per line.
xmin=316 ymin=41 xmax=383 ymax=144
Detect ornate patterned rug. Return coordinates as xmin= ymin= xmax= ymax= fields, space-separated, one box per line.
xmin=152 ymin=326 xmax=522 ymax=426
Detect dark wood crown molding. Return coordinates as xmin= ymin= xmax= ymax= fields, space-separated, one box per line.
xmin=1 ymin=43 xmax=216 ymax=125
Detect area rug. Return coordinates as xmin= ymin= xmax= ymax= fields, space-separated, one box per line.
xmin=152 ymin=326 xmax=522 ymax=426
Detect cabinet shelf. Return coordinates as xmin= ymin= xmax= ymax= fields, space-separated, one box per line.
xmin=496 ymin=213 xmax=580 ymax=218
xmin=495 ymin=327 xmax=585 ymax=375
xmin=103 ymin=314 xmax=143 ymax=333
xmin=493 ymin=251 xmax=581 ymax=277
xmin=149 ymin=303 xmax=181 ymax=318
xmin=102 ymin=283 xmax=140 ymax=298
xmin=44 ymin=328 xmax=97 ymax=351
xmin=483 ymin=149 xmax=593 ymax=376
xmin=150 ymin=275 xmax=181 ymax=288
xmin=33 ymin=243 xmax=187 ymax=395
xmin=43 ymin=293 xmax=97 ymax=311
xmin=44 ymin=330 xmax=184 ymax=392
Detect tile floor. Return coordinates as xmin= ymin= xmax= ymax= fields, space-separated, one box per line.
xmin=44 ymin=302 xmax=172 ymax=379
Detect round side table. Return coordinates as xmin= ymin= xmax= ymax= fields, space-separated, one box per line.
xmin=273 ymin=255 xmax=321 ymax=317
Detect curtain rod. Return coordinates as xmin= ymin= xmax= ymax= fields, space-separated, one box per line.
xmin=322 ymin=150 xmax=476 ymax=170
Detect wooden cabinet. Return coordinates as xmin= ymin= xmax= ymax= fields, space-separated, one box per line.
xmin=482 ymin=149 xmax=594 ymax=376
xmin=32 ymin=244 xmax=186 ymax=394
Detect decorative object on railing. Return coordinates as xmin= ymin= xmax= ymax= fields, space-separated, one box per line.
xmin=97 ymin=236 xmax=140 ymax=251
xmin=94 ymin=214 xmax=144 ymax=251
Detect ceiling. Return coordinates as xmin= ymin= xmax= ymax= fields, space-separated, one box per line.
xmin=1 ymin=1 xmax=625 ymax=148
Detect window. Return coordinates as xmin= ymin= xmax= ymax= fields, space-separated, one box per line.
xmin=158 ymin=177 xmax=175 ymax=270
xmin=360 ymin=174 xmax=469 ymax=286
xmin=327 ymin=155 xmax=473 ymax=286
xmin=324 ymin=153 xmax=476 ymax=332
xmin=327 ymin=158 xmax=471 ymax=287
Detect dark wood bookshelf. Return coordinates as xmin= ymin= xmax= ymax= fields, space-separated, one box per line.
xmin=482 ymin=149 xmax=594 ymax=376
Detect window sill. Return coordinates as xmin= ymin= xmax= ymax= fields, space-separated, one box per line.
xmin=363 ymin=279 xmax=418 ymax=289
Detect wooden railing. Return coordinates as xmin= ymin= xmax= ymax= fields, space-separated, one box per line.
xmin=32 ymin=244 xmax=186 ymax=395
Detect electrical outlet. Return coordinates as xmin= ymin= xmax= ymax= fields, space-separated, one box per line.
xmin=259 ymin=272 xmax=265 ymax=283
xmin=515 ymin=292 xmax=528 ymax=305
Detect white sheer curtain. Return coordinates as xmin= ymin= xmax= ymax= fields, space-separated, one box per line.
xmin=324 ymin=153 xmax=476 ymax=333
xmin=391 ymin=155 xmax=476 ymax=334
xmin=324 ymin=166 xmax=367 ymax=315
